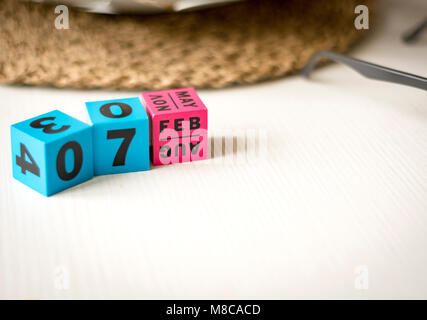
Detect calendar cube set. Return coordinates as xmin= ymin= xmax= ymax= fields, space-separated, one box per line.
xmin=11 ymin=88 xmax=208 ymax=196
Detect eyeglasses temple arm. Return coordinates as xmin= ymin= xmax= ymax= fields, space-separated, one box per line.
xmin=402 ymin=17 xmax=427 ymax=43
xmin=301 ymin=51 xmax=427 ymax=91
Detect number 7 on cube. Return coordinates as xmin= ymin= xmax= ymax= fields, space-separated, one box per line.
xmin=85 ymin=97 xmax=150 ymax=175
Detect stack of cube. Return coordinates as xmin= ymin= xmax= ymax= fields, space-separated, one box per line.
xmin=11 ymin=88 xmax=208 ymax=196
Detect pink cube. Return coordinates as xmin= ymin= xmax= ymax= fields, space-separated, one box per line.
xmin=141 ymin=88 xmax=208 ymax=165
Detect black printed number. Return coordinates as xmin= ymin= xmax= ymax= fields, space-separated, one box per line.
xmin=100 ymin=103 xmax=133 ymax=119
xmin=107 ymin=129 xmax=136 ymax=167
xmin=30 ymin=117 xmax=70 ymax=134
xmin=16 ymin=143 xmax=40 ymax=177
xmin=56 ymin=141 xmax=83 ymax=181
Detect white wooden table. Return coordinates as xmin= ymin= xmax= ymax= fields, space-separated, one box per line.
xmin=1 ymin=0 xmax=426 ymax=299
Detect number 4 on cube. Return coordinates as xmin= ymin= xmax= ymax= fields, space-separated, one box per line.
xmin=11 ymin=110 xmax=94 ymax=196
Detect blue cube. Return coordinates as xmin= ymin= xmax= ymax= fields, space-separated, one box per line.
xmin=11 ymin=110 xmax=94 ymax=196
xmin=85 ymin=97 xmax=150 ymax=175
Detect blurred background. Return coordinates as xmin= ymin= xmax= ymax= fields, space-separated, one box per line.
xmin=2 ymin=0 xmax=373 ymax=90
